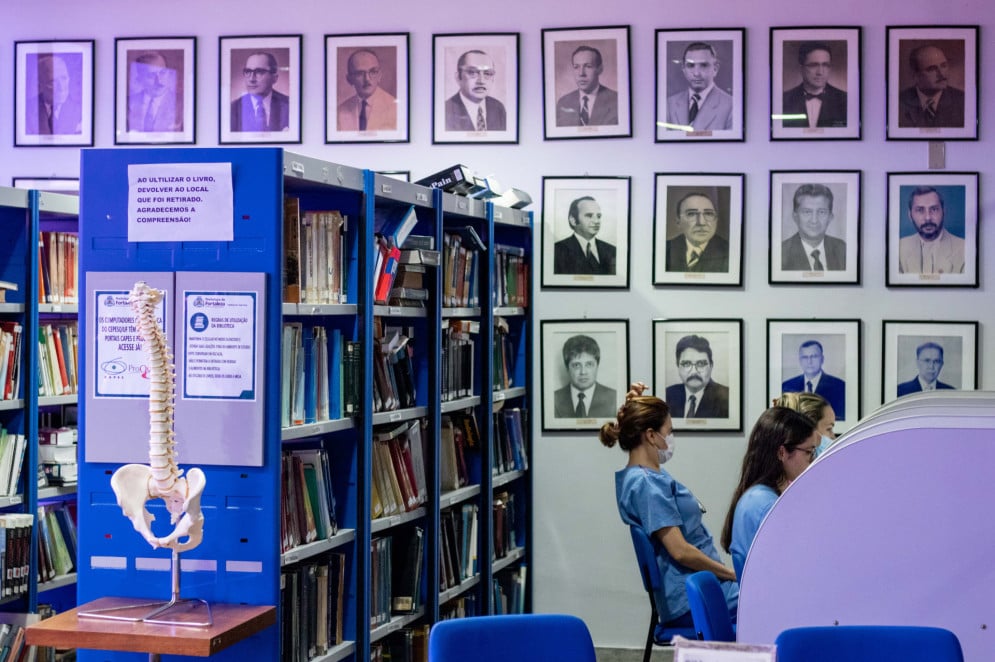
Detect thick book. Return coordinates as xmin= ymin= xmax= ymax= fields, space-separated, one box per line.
xmin=282 ymin=196 xmax=301 ymax=303
xmin=391 ymin=526 xmax=424 ymax=613
xmin=375 ymin=204 xmax=418 ymax=250
xmin=415 ymin=164 xmax=476 ymax=194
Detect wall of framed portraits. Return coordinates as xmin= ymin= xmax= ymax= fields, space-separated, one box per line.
xmin=2 ymin=0 xmax=995 ymax=651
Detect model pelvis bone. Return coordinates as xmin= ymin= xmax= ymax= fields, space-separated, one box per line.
xmin=110 ymin=282 xmax=206 ymax=552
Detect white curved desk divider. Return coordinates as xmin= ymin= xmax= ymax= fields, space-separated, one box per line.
xmin=737 ymin=391 xmax=995 ymax=660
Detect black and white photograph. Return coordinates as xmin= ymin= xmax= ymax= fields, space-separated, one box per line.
xmin=378 ymin=170 xmax=410 ymax=182
xmin=541 ymin=25 xmax=631 ymax=140
xmin=433 ymin=33 xmax=518 ymax=144
xmin=770 ymin=27 xmax=861 ymax=141
xmin=541 ymin=319 xmax=629 ymax=431
xmin=769 ymin=170 xmax=860 ymax=284
xmin=767 ymin=319 xmax=861 ymax=434
xmin=886 ymin=26 xmax=978 ymax=141
xmin=219 ymin=34 xmax=301 ymax=145
xmin=15 ymin=40 xmax=94 ymax=147
xmin=115 ymin=37 xmax=196 ymax=145
xmin=882 ymin=320 xmax=978 ymax=403
xmin=541 ymin=176 xmax=630 ymax=289
xmin=652 ymin=173 xmax=744 ymax=286
xmin=652 ymin=318 xmax=743 ymax=432
xmin=655 ymin=28 xmax=744 ymax=142
xmin=886 ymin=172 xmax=978 ymax=287
xmin=326 ymin=33 xmax=408 ymax=144
xmin=12 ymin=177 xmax=79 ymax=195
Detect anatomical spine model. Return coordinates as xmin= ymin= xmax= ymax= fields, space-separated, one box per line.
xmin=110 ymin=282 xmax=206 ymax=552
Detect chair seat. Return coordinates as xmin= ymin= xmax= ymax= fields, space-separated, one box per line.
xmin=653 ymin=623 xmax=696 ymax=645
xmin=775 ymin=625 xmax=963 ymax=662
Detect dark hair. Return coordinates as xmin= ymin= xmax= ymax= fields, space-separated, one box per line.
xmin=720 ymin=407 xmax=816 ymax=552
xmin=247 ymin=51 xmax=278 ymax=72
xmin=599 ymin=396 xmax=670 ymax=451
xmin=682 ymin=42 xmax=717 ymax=62
xmin=798 ymin=339 xmax=824 ymax=355
xmin=572 ymin=45 xmax=603 ymax=68
xmin=797 ymin=41 xmax=832 ymax=66
xmin=916 ymin=341 xmax=944 ymax=360
xmin=135 ymin=51 xmax=166 ymax=66
xmin=907 ymin=186 xmax=944 ymax=211
xmin=456 ymin=49 xmax=489 ymax=71
xmin=568 ymin=196 xmax=597 ymax=224
xmin=792 ymin=184 xmax=834 ymax=213
xmin=675 ymin=335 xmax=713 ymax=364
xmin=562 ymin=334 xmax=601 ymax=367
xmin=676 ymin=191 xmax=716 ymax=218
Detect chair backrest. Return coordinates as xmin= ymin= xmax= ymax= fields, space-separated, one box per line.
xmin=774 ymin=625 xmax=964 ymax=662
xmin=428 ymin=614 xmax=597 ymax=662
xmin=629 ymin=524 xmax=661 ymax=593
xmin=685 ymin=571 xmax=736 ymax=642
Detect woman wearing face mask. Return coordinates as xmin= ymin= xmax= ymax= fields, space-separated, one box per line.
xmin=720 ymin=407 xmax=819 ymax=580
xmin=774 ymin=391 xmax=837 ymax=458
xmin=601 ymin=381 xmax=738 ymax=632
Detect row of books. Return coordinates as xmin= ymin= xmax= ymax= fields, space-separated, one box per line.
xmin=0 ymin=617 xmax=32 ymax=662
xmin=373 ymin=205 xmax=418 ymax=304
xmin=441 ymin=320 xmax=477 ymax=403
xmin=0 ymin=321 xmax=22 ymax=401
xmin=442 ymin=228 xmax=483 ymax=308
xmin=493 ymin=565 xmax=528 ymax=615
xmin=280 ymin=552 xmax=346 ymax=662
xmin=439 ymin=503 xmax=478 ymax=592
xmin=36 ymin=503 xmax=76 ymax=583
xmin=493 ymin=408 xmax=529 ymax=475
xmin=370 ymin=625 xmax=428 ymax=662
xmin=371 ymin=526 xmax=424 ymax=628
xmin=440 ymin=412 xmax=480 ymax=493
xmin=494 ymin=244 xmax=528 ymax=308
xmin=38 ymin=231 xmax=78 ymax=305
xmin=439 ymin=594 xmax=479 ymax=621
xmin=372 ymin=420 xmax=427 ymax=519
xmin=280 ymin=448 xmax=339 ymax=554
xmin=281 ymin=322 xmax=347 ymax=428
xmin=38 ymin=322 xmax=78 ymax=397
xmin=493 ymin=491 xmax=519 ymax=560
xmin=0 ymin=426 xmax=26 ymax=497
xmin=373 ymin=321 xmax=416 ymax=414
xmin=492 ymin=317 xmax=515 ymax=391
xmin=0 ymin=513 xmax=33 ymax=598
xmin=282 ymin=198 xmax=348 ymax=305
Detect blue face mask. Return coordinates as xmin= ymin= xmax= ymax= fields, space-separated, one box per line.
xmin=813 ymin=435 xmax=834 ymax=459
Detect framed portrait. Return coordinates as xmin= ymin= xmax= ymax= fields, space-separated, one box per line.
xmin=652 ymin=173 xmax=744 ymax=287
xmin=540 ymin=176 xmax=630 ymax=289
xmin=378 ymin=170 xmax=410 ymax=182
xmin=325 ymin=33 xmax=409 ymax=144
xmin=432 ymin=32 xmax=519 ymax=144
xmin=652 ymin=318 xmax=743 ymax=432
xmin=541 ymin=25 xmax=632 ymax=140
xmin=114 ymin=37 xmax=196 ymax=145
xmin=886 ymin=25 xmax=978 ymax=141
xmin=886 ymin=171 xmax=978 ymax=287
xmin=767 ymin=319 xmax=861 ymax=433
xmin=882 ymin=320 xmax=978 ymax=404
xmin=540 ymin=319 xmax=629 ymax=431
xmin=769 ymin=170 xmax=860 ymax=284
xmin=770 ymin=27 xmax=861 ymax=141
xmin=219 ymin=34 xmax=301 ymax=144
xmin=655 ymin=28 xmax=745 ymax=142
xmin=12 ymin=177 xmax=79 ymax=195
xmin=14 ymin=40 xmax=94 ymax=147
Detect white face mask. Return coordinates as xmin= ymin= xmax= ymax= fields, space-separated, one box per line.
xmin=813 ymin=435 xmax=833 ymax=459
xmin=658 ymin=433 xmax=675 ymax=464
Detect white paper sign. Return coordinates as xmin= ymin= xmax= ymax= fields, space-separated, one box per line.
xmin=673 ymin=637 xmax=776 ymax=662
xmin=182 ymin=290 xmax=257 ymax=400
xmin=93 ymin=289 xmax=167 ymax=398
xmin=127 ymin=162 xmax=234 ymax=242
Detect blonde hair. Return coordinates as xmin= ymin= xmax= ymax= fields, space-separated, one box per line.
xmin=774 ymin=391 xmax=830 ymax=426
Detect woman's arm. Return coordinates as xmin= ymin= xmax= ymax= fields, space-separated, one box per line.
xmin=655 ymin=526 xmax=737 ymax=582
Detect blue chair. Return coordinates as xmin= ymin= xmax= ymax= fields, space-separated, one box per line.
xmin=428 ymin=614 xmax=596 ymax=662
xmin=628 ymin=525 xmax=696 ymax=660
xmin=685 ymin=571 xmax=736 ymax=642
xmin=775 ymin=625 xmax=964 ymax=662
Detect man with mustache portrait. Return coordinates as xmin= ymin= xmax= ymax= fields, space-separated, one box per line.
xmin=898 ymin=186 xmax=965 ymax=274
xmin=665 ymin=335 xmax=729 ymax=419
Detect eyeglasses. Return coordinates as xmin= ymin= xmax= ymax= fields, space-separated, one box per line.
xmin=796 ymin=446 xmax=818 ymax=459
xmin=243 ymin=68 xmax=275 ymax=77
xmin=460 ymin=67 xmax=496 ymax=80
xmin=678 ymin=360 xmax=710 ymax=370
xmin=796 ymin=209 xmax=831 ymax=220
xmin=350 ymin=67 xmax=381 ymax=78
xmin=680 ymin=210 xmax=717 ymax=223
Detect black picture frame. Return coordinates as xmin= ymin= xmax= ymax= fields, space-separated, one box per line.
xmin=770 ymin=26 xmax=861 ymax=141
xmin=114 ymin=36 xmax=197 ymax=145
xmin=540 ymin=319 xmax=629 ymax=431
xmin=14 ymin=39 xmax=94 ymax=147
xmin=541 ymin=25 xmax=632 ymax=140
xmin=652 ymin=318 xmax=743 ymax=432
xmin=655 ymin=28 xmax=745 ymax=142
xmin=768 ymin=170 xmax=861 ymax=285
xmin=886 ymin=25 xmax=979 ymax=141
xmin=882 ymin=320 xmax=978 ymax=404
xmin=12 ymin=177 xmax=79 ymax=195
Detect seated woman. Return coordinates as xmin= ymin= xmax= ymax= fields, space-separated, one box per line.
xmin=720 ymin=407 xmax=819 ymax=580
xmin=601 ymin=382 xmax=737 ymax=631
xmin=775 ymin=391 xmax=837 ymax=458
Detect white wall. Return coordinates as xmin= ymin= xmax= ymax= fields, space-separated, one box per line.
xmin=5 ymin=0 xmax=993 ymax=649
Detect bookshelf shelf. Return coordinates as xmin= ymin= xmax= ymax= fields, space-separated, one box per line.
xmin=38 ymin=486 xmax=76 ymax=500
xmin=0 ymin=304 xmax=25 ymax=314
xmin=442 ymin=307 xmax=481 ymax=318
xmin=439 ymin=575 xmax=481 ymax=605
xmin=493 ymin=470 xmax=526 ymax=489
xmin=38 ymin=572 xmax=77 ymax=593
xmin=37 ymin=304 xmax=78 ymax=315
xmin=441 ymin=395 xmax=481 ymax=413
xmin=371 ymin=406 xmax=428 ymax=426
xmin=0 ymin=401 xmax=24 ymax=412
xmin=493 ymin=387 xmax=527 ymax=402
xmin=0 ymin=495 xmax=23 ymax=508
xmin=369 ymin=609 xmax=425 ymax=644
xmin=38 ymin=394 xmax=78 ymax=407
xmin=282 ymin=303 xmax=359 ymax=317
xmin=494 ymin=306 xmax=526 ymax=317
xmin=281 ymin=417 xmax=356 ymax=441
xmin=313 ymin=641 xmax=357 ymax=662
xmin=492 ymin=546 xmax=526 ymax=573
xmin=371 ymin=506 xmax=426 ymax=535
xmin=281 ymin=528 xmax=357 ymax=566
xmin=372 ymin=305 xmax=427 ymax=319
xmin=440 ymin=484 xmax=481 ymax=510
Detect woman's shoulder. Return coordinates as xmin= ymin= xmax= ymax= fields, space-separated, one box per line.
xmin=616 ymin=465 xmax=676 ymax=494
xmin=739 ymin=483 xmax=778 ymax=507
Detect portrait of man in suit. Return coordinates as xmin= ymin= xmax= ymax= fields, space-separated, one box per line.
xmin=553 ymin=334 xmax=617 ymax=418
xmin=666 ymin=42 xmax=733 ymax=131
xmin=553 ymin=195 xmax=617 ymax=275
xmin=666 ymin=190 xmax=729 ymax=273
xmin=230 ymin=51 xmax=290 ymax=132
xmin=781 ymin=183 xmax=846 ymax=271
xmin=898 ymin=43 xmax=965 ymax=128
xmin=337 ymin=48 xmax=397 ymax=132
xmin=25 ymin=53 xmax=83 ymax=135
xmin=898 ymin=186 xmax=965 ymax=275
xmin=782 ymin=339 xmax=846 ymax=419
xmin=665 ymin=335 xmax=729 ymax=419
xmin=126 ymin=51 xmax=181 ymax=133
xmin=555 ymin=45 xmax=618 ymax=127
xmin=782 ymin=41 xmax=847 ymax=129
xmin=445 ymin=49 xmax=507 ymax=132
xmin=897 ymin=342 xmax=955 ymax=396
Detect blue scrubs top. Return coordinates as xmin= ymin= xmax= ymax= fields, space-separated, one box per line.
xmin=730 ymin=483 xmax=779 ymax=580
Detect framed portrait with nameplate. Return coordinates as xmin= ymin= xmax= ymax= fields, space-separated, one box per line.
xmin=219 ymin=34 xmax=301 ymax=145
xmin=652 ymin=318 xmax=743 ymax=432
xmin=882 ymin=320 xmax=978 ymax=404
xmin=14 ymin=40 xmax=94 ymax=147
xmin=114 ymin=36 xmax=196 ymax=145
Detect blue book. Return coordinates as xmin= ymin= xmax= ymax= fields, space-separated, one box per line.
xmin=302 ymin=327 xmax=316 ymax=424
xmin=328 ymin=328 xmax=342 ymax=419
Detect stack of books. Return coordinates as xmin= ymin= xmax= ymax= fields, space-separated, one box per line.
xmin=38 ymin=427 xmax=77 ymax=487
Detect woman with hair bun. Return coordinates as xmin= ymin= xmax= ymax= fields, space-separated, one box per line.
xmin=603 ymin=382 xmax=738 ymax=631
